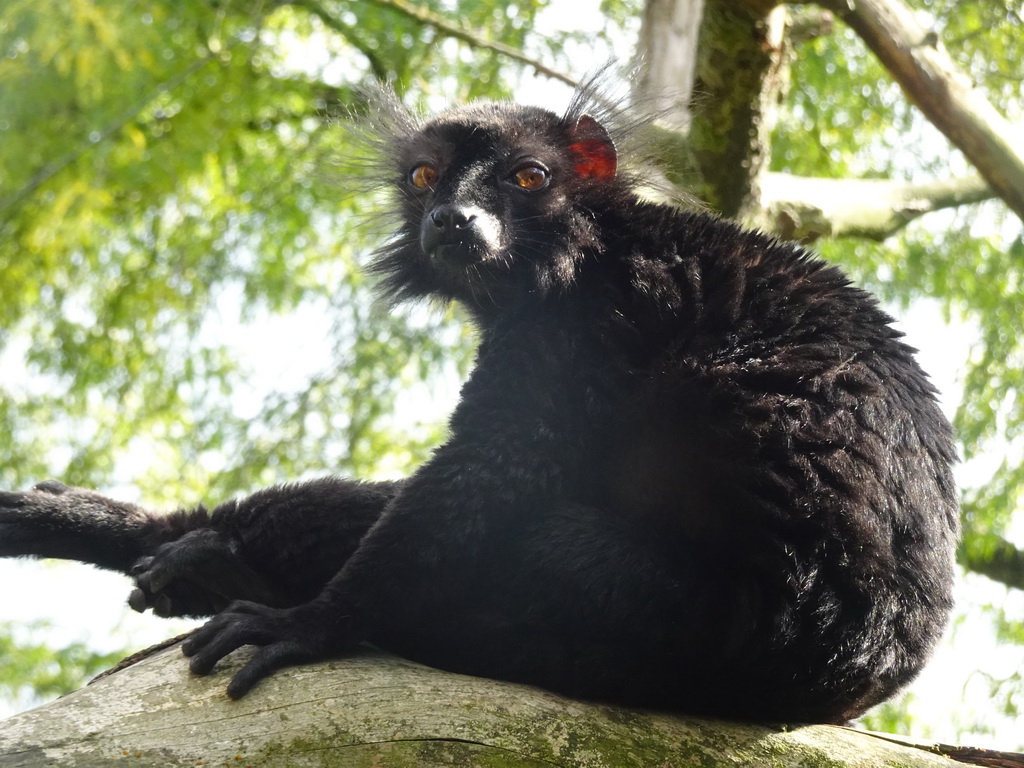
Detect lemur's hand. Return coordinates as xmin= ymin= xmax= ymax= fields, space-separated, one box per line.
xmin=182 ymin=599 xmax=355 ymax=698
xmin=130 ymin=529 xmax=281 ymax=618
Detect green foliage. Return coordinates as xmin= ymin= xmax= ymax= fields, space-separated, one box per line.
xmin=0 ymin=621 xmax=124 ymax=703
xmin=859 ymin=695 xmax=919 ymax=737
xmin=0 ymin=0 xmax=557 ymax=502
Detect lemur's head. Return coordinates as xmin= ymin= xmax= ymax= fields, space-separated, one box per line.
xmin=360 ymin=83 xmax=643 ymax=318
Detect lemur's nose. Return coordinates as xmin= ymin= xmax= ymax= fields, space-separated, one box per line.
xmin=429 ymin=205 xmax=477 ymax=232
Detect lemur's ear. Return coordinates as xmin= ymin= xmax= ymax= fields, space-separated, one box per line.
xmin=567 ymin=115 xmax=616 ymax=181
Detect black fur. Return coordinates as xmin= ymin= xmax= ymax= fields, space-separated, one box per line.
xmin=0 ymin=85 xmax=958 ymax=723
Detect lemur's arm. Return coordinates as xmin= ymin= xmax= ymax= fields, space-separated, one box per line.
xmin=0 ymin=478 xmax=401 ymax=617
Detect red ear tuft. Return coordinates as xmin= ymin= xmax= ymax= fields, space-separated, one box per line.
xmin=567 ymin=115 xmax=616 ymax=181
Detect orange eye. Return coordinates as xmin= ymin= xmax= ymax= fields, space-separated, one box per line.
xmin=514 ymin=166 xmax=548 ymax=191
xmin=409 ymin=164 xmax=438 ymax=189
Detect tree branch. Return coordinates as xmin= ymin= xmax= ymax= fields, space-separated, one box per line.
xmin=787 ymin=7 xmax=835 ymax=45
xmin=1 ymin=645 xmax=1004 ymax=766
xmin=361 ymin=0 xmax=576 ymax=87
xmin=960 ymin=534 xmax=1024 ymax=592
xmin=288 ymin=0 xmax=395 ymax=81
xmin=759 ymin=171 xmax=996 ymax=241
xmin=634 ymin=0 xmax=705 ymax=128
xmin=816 ymin=0 xmax=1024 ymax=223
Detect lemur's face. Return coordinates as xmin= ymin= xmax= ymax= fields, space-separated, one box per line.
xmin=376 ymin=103 xmax=616 ymax=313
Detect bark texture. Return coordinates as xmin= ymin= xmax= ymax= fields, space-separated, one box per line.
xmin=0 ymin=645 xmax=998 ymax=768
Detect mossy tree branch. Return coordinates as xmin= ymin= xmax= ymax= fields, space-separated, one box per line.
xmin=815 ymin=0 xmax=1024 ymax=223
xmin=759 ymin=171 xmax=996 ymax=242
xmin=1 ymin=646 xmax=1008 ymax=767
xmin=960 ymin=534 xmax=1024 ymax=591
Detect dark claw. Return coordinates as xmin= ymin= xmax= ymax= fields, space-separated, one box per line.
xmin=226 ymin=641 xmax=314 ymax=699
xmin=132 ymin=553 xmax=178 ymax=595
xmin=153 ymin=593 xmax=174 ymax=617
xmin=128 ymin=588 xmax=149 ymax=613
xmin=180 ymin=600 xmax=349 ymax=697
xmin=146 ymin=565 xmax=172 ymax=594
xmin=182 ymin=608 xmax=262 ymax=675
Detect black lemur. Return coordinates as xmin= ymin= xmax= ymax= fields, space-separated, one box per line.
xmin=0 ymin=84 xmax=959 ymax=724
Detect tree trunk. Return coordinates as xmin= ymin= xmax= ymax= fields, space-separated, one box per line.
xmin=0 ymin=644 xmax=1002 ymax=767
xmin=634 ymin=0 xmax=705 ymax=129
xmin=639 ymin=0 xmax=1010 ymax=236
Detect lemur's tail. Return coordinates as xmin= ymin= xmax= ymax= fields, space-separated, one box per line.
xmin=0 ymin=481 xmax=208 ymax=574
